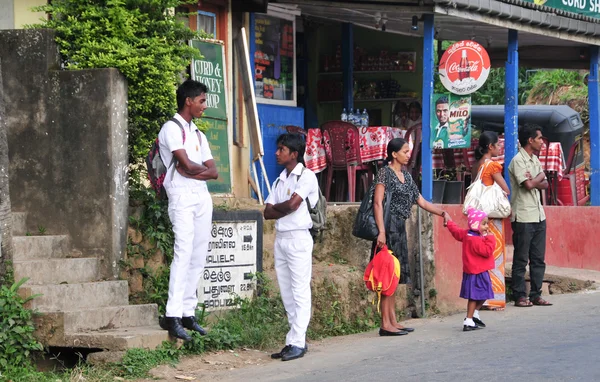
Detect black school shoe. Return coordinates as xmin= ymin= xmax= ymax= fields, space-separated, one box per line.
xmin=271 ymin=345 xmax=292 ymax=359
xmin=472 ymin=317 xmax=486 ymax=328
xmin=281 ymin=345 xmax=307 ymax=361
xmin=182 ymin=316 xmax=207 ymax=335
xmin=463 ymin=324 xmax=481 ymax=332
xmin=160 ymin=317 xmax=192 ymax=341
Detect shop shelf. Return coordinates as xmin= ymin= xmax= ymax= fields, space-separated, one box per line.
xmin=318 ymin=70 xmax=415 ymax=75
xmin=318 ymin=97 xmax=417 ymax=104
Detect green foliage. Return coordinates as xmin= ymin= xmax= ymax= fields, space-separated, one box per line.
xmin=0 ymin=278 xmax=44 ymax=376
xmin=184 ymin=273 xmax=289 ymax=353
xmin=434 ymin=67 xmax=531 ymax=106
xmin=30 ymin=0 xmax=202 ymax=170
xmin=115 ymin=342 xmax=180 ymax=378
xmin=309 ymin=279 xmax=377 ymax=338
xmin=130 ymin=186 xmax=174 ymax=262
xmin=528 ymin=69 xmax=585 ymax=101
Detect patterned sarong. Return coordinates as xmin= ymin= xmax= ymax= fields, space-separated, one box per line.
xmin=483 ymin=218 xmax=506 ymax=309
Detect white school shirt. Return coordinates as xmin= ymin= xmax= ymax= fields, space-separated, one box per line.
xmin=158 ymin=113 xmax=213 ymax=191
xmin=265 ymin=163 xmax=319 ymax=232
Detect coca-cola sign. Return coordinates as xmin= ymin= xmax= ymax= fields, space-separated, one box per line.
xmin=439 ymin=40 xmax=491 ymax=95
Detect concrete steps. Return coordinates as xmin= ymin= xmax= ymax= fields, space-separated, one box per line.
xmin=61 ymin=304 xmax=160 ymax=333
xmin=21 ymin=281 xmax=130 ymax=311
xmin=11 ymin=211 xmax=169 ymax=352
xmin=14 ymin=258 xmax=99 ymax=285
xmin=11 ymin=212 xmax=27 ymax=235
xmin=12 ymin=235 xmax=71 ymax=261
xmin=64 ymin=326 xmax=172 ymax=351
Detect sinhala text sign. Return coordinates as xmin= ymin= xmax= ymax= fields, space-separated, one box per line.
xmin=439 ymin=40 xmax=491 ymax=95
xmin=198 ymin=211 xmax=263 ymax=311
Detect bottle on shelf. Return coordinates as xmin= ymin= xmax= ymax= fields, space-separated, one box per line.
xmin=341 ymin=108 xmax=347 ymax=122
xmin=361 ymin=109 xmax=369 ymax=127
xmin=348 ymin=109 xmax=355 ymax=125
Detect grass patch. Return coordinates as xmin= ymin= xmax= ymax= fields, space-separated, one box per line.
xmin=3 ymin=273 xmax=378 ymax=381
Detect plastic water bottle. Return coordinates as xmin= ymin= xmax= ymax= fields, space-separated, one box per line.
xmin=362 ymin=109 xmax=369 ymax=127
xmin=348 ymin=109 xmax=355 ymax=125
xmin=341 ymin=108 xmax=347 ymax=122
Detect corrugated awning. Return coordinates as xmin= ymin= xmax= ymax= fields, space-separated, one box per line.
xmin=273 ymin=0 xmax=600 ymax=46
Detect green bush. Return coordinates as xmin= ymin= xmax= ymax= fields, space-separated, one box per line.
xmin=0 ymin=278 xmax=44 ymax=376
xmin=30 ymin=0 xmax=205 ymax=172
xmin=528 ymin=69 xmax=586 ymax=101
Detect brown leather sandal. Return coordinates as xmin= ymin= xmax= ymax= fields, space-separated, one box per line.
xmin=514 ymin=297 xmax=533 ymax=307
xmin=531 ymin=297 xmax=553 ymax=306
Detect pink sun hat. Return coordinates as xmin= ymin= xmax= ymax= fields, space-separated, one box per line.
xmin=467 ymin=207 xmax=487 ymax=233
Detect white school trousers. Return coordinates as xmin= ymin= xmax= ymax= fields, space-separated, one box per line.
xmin=165 ymin=187 xmax=213 ymax=318
xmin=274 ymin=229 xmax=313 ymax=348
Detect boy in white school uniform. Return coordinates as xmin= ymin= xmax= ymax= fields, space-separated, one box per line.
xmin=264 ymin=133 xmax=319 ymax=362
xmin=158 ymin=80 xmax=218 ymax=341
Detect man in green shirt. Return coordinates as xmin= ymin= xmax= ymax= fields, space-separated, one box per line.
xmin=508 ymin=124 xmax=552 ymax=307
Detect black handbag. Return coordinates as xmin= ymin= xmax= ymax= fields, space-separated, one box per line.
xmin=352 ymin=167 xmax=392 ymax=241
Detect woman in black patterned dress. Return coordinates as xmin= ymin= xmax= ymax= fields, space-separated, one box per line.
xmin=373 ymin=138 xmax=451 ymax=336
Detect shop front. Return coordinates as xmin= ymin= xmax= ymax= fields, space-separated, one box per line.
xmin=257 ymin=0 xmax=600 ymax=207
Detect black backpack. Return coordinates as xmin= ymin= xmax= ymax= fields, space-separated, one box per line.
xmin=274 ymin=167 xmax=327 ymax=241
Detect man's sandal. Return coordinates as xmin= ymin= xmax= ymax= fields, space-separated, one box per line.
xmin=531 ymin=297 xmax=553 ymax=306
xmin=514 ymin=297 xmax=533 ymax=307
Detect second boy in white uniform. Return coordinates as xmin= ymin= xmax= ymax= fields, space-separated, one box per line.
xmin=264 ymin=133 xmax=319 ymax=362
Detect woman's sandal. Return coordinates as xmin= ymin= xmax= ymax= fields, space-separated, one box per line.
xmin=531 ymin=297 xmax=553 ymax=306
xmin=514 ymin=297 xmax=533 ymax=307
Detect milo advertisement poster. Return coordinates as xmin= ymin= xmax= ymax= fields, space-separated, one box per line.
xmin=431 ymin=93 xmax=472 ymax=149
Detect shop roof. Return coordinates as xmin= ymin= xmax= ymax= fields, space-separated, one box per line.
xmin=273 ymin=0 xmax=600 ymax=46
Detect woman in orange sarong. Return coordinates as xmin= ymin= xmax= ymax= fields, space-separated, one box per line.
xmin=471 ymin=131 xmax=511 ymax=310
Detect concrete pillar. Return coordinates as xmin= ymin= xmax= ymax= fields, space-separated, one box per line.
xmin=589 ymin=46 xmax=600 ymax=206
xmin=504 ymin=29 xmax=519 ymax=188
xmin=0 ymin=0 xmax=15 ymax=29
xmin=421 ymin=14 xmax=435 ymax=201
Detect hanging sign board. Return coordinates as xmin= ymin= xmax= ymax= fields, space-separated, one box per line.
xmin=431 ymin=93 xmax=472 ymax=149
xmin=190 ymin=39 xmax=228 ymax=120
xmin=522 ymin=0 xmax=600 ymax=20
xmin=439 ymin=40 xmax=490 ymax=95
xmin=190 ymin=39 xmax=232 ymax=194
xmin=198 ymin=211 xmax=263 ymax=312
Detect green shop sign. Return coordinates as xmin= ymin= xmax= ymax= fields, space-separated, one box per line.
xmin=190 ymin=39 xmax=227 ymax=120
xmin=523 ymin=0 xmax=600 ymax=19
xmin=190 ymin=39 xmax=231 ymax=194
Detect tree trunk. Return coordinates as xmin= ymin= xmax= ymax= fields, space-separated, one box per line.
xmin=0 ymin=57 xmax=13 ymax=281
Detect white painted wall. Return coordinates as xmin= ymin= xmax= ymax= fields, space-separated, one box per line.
xmin=13 ymin=0 xmax=46 ymax=28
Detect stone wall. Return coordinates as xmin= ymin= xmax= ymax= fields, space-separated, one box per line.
xmin=123 ymin=201 xmax=441 ymax=325
xmin=0 ymin=29 xmax=129 ymax=280
xmin=0 ymin=56 xmax=13 ymax=274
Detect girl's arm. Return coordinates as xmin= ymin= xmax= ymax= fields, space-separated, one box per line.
xmin=472 ymin=235 xmax=496 ymax=258
xmin=446 ymin=220 xmax=466 ymax=242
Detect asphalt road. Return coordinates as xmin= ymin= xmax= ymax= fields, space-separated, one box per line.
xmin=204 ymin=290 xmax=600 ymax=382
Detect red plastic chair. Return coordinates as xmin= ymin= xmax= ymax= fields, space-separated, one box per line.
xmin=557 ymin=138 xmax=589 ymax=206
xmin=535 ymin=137 xmax=553 ymax=205
xmin=285 ymin=125 xmax=307 ymax=136
xmin=321 ymin=121 xmax=366 ymax=202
